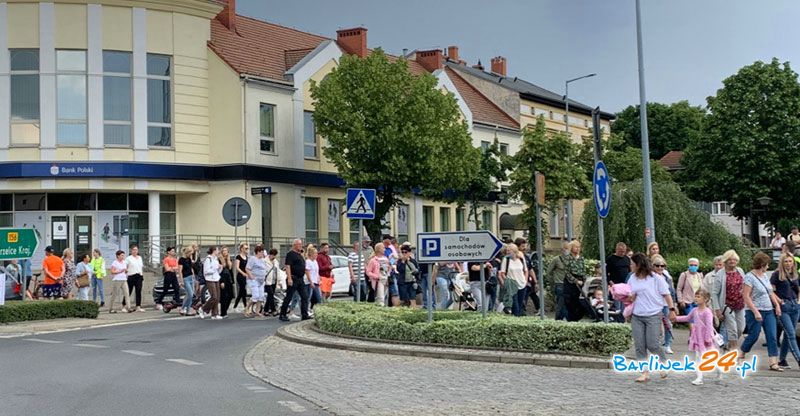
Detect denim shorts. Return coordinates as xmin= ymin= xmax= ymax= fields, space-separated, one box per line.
xmin=389 ymin=280 xmax=399 ymax=296
xmin=398 ymin=282 xmax=416 ymax=301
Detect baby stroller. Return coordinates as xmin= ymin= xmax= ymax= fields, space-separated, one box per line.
xmin=451 ymin=272 xmax=477 ymax=311
xmin=581 ymin=277 xmax=624 ymax=323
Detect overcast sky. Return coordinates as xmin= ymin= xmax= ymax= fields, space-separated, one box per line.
xmin=238 ymin=0 xmax=800 ymax=113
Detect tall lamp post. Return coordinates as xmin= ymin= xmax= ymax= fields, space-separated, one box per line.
xmin=635 ymin=0 xmax=656 ymax=245
xmin=564 ymin=73 xmax=597 ymax=241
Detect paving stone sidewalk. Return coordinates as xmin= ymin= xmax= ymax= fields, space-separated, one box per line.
xmin=246 ymin=331 xmax=800 ymax=416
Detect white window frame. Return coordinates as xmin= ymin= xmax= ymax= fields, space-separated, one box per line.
xmin=304 ymin=111 xmax=318 ymax=160
xmin=712 ymin=201 xmax=730 ymax=216
xmin=56 ymin=49 xmax=88 ymax=147
xmin=9 ymin=49 xmax=40 ymax=147
xmin=145 ymin=53 xmax=173 ymax=149
xmin=259 ymin=102 xmax=276 ymax=154
xmin=102 ymin=50 xmax=132 ymax=147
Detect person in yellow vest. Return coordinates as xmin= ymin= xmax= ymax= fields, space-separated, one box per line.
xmin=90 ymin=248 xmax=106 ymax=306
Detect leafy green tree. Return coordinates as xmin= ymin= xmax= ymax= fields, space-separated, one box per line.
xmin=613 ymin=101 xmax=706 ymax=159
xmin=311 ymin=49 xmax=479 ymax=242
xmin=682 ymin=58 xmax=800 ymax=232
xmin=580 ymin=180 xmax=751 ymax=264
xmin=603 ymin=134 xmax=673 ymax=183
xmin=508 ymin=117 xmax=591 ymax=237
xmin=458 ymin=138 xmax=511 ymax=229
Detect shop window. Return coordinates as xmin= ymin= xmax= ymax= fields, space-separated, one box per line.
xmin=0 ymin=213 xmax=12 ymax=228
xmin=47 ymin=193 xmax=96 ymax=211
xmin=128 ymin=194 xmax=149 ymax=211
xmin=160 ymin=194 xmax=176 ymax=212
xmin=98 ymin=193 xmax=128 ymax=210
xmin=14 ymin=193 xmax=46 ymax=211
xmin=305 ymin=197 xmax=319 ymax=243
xmin=10 ymin=49 xmax=40 ymax=145
xmin=0 ymin=194 xmax=12 ymax=212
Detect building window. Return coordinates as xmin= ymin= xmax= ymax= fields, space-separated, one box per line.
xmin=549 ymin=209 xmax=560 ymax=238
xmin=712 ymin=201 xmax=731 ymax=216
xmin=10 ymin=49 xmax=40 ymax=145
xmin=480 ymin=141 xmax=490 ymax=153
xmin=349 ymin=219 xmax=360 ymax=245
xmin=146 ymin=54 xmax=171 ymax=147
xmin=499 ymin=143 xmax=509 ymax=156
xmin=481 ymin=210 xmax=493 ymax=231
xmin=103 ymin=51 xmax=132 ymax=145
xmin=56 ymin=50 xmax=87 ymax=146
xmin=533 ymin=108 xmax=548 ymax=118
xmin=259 ymin=103 xmax=275 ymax=153
xmin=440 ymin=207 xmax=451 ymax=232
xmin=456 ymin=208 xmax=466 ymax=231
xmin=98 ymin=193 xmax=127 ymax=210
xmin=304 ymin=111 xmax=317 ymax=159
xmin=305 ymin=197 xmax=319 ymax=243
xmin=160 ymin=194 xmax=177 ymax=238
xmin=423 ymin=206 xmax=433 ymax=232
xmin=14 ymin=193 xmax=46 ymax=211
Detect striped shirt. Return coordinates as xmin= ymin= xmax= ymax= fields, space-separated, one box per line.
xmin=347 ymin=250 xmax=369 ymax=280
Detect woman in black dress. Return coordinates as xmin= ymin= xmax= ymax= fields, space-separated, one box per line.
xmin=233 ymin=243 xmax=249 ymax=311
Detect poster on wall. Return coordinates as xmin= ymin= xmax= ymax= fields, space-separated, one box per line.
xmin=53 ymin=221 xmax=68 ymax=240
xmin=397 ymin=205 xmax=408 ymax=236
xmin=14 ymin=212 xmax=46 ymax=268
xmin=327 ymin=200 xmax=341 ymax=233
xmin=98 ymin=212 xmax=128 ymax=266
xmin=381 ymin=211 xmax=391 ymax=235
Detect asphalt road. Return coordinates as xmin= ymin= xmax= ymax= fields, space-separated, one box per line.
xmin=0 ymin=315 xmax=329 ymax=416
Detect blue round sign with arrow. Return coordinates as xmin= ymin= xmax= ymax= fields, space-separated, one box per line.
xmin=594 ymin=161 xmax=611 ymax=218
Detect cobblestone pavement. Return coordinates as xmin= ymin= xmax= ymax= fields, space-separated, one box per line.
xmin=248 ymin=336 xmax=800 ymax=416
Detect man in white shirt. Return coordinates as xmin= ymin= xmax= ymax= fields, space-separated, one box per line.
xmin=125 ymin=245 xmax=145 ymax=312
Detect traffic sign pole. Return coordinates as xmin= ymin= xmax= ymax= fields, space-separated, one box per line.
xmin=356 ymin=219 xmax=363 ymax=303
xmin=592 ymin=108 xmax=610 ymax=323
xmin=427 ymin=262 xmax=433 ymax=323
xmin=480 ymin=263 xmax=487 ymax=319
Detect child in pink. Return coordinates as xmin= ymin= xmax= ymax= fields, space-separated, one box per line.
xmin=674 ymin=288 xmax=721 ymax=385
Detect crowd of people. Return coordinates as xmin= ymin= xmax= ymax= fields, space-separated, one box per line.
xmin=8 ymin=229 xmax=800 ymax=385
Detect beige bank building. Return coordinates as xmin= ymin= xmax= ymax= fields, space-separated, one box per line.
xmin=0 ymin=0 xmax=611 ymax=266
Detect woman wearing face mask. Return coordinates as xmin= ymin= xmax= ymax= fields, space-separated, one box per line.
xmin=677 ymin=258 xmax=704 ymax=316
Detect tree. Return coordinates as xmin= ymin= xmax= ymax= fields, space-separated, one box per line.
xmin=580 ymin=180 xmax=750 ymax=264
xmin=603 ymin=134 xmax=673 ymax=183
xmin=508 ymin=117 xmax=591 ymax=238
xmin=310 ymin=49 xmax=479 ymax=243
xmin=682 ymin=58 xmax=800 ymax=236
xmin=613 ymin=101 xmax=706 ymax=159
xmin=458 ymin=139 xmax=511 ymax=229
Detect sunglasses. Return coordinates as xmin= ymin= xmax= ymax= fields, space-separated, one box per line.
xmin=654 ymin=264 xmax=666 ymax=268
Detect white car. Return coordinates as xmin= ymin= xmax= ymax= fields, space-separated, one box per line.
xmin=331 ymin=255 xmax=353 ymax=295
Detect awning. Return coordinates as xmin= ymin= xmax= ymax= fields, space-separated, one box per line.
xmin=499 ymin=213 xmax=527 ymax=230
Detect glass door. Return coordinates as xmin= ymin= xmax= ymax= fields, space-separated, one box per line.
xmin=74 ymin=215 xmax=93 ymax=258
xmin=50 ymin=215 xmax=70 ymax=256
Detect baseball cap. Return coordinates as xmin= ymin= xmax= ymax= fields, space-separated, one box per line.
xmin=45 ymin=246 xmax=54 ymax=253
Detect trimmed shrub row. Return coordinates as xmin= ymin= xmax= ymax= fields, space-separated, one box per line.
xmin=0 ymin=300 xmax=100 ymax=324
xmin=314 ymin=303 xmax=631 ymax=356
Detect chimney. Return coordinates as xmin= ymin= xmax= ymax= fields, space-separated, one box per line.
xmin=472 ymin=59 xmax=484 ymax=70
xmin=416 ymin=49 xmax=443 ymax=72
xmin=491 ymin=56 xmax=507 ymax=76
xmin=337 ymin=27 xmax=368 ymax=58
xmin=217 ymin=0 xmax=236 ymax=32
xmin=447 ymin=46 xmax=459 ymax=62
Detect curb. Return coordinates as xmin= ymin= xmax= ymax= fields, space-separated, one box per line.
xmin=275 ymin=321 xmax=611 ymax=370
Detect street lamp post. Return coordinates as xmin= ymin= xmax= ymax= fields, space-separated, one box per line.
xmin=564 ymin=73 xmax=596 ymax=241
xmin=636 ymin=0 xmax=656 ymax=245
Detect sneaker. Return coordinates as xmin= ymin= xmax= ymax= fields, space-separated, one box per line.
xmin=211 ymin=315 xmax=223 ymax=320
xmin=197 ymin=310 xmax=206 ymax=319
xmin=121 ymin=307 xmax=129 ymax=313
xmin=691 ymin=378 xmax=703 ymax=386
xmin=665 ymin=346 xmax=674 ymax=354
xmin=109 ymin=309 xmax=118 ymax=314
xmin=278 ymin=315 xmax=290 ymax=322
xmin=100 ymin=302 xmax=105 ymax=307
xmin=179 ymin=308 xmax=186 ymax=316
xmin=308 ymin=310 xmax=315 ymax=318
xmin=137 ymin=307 xmax=145 ymax=312
xmin=290 ymin=313 xmax=301 ymax=320
xmin=155 ymin=304 xmax=163 ymax=311
xmin=778 ymin=361 xmax=791 ymax=369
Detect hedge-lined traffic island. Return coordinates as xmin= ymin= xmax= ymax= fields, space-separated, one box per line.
xmin=0 ymin=300 xmax=100 ymax=324
xmin=314 ymin=303 xmax=631 ymax=356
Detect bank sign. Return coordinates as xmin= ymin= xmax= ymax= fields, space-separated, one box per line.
xmin=0 ymin=228 xmax=39 ymax=260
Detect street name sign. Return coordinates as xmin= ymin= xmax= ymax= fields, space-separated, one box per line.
xmin=416 ymin=231 xmax=503 ymax=263
xmin=346 ymin=188 xmax=376 ymax=220
xmin=0 ymin=228 xmax=39 ymax=260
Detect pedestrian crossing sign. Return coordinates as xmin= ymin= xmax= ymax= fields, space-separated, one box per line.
xmin=346 ymin=188 xmax=376 ymax=219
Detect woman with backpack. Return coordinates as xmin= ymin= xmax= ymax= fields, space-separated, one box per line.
xmin=499 ymin=243 xmax=527 ymax=316
xmin=199 ymin=247 xmax=221 ymax=320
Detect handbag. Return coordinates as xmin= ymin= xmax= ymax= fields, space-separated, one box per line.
xmin=712 ymin=328 xmax=725 ymax=347
xmin=76 ymin=270 xmax=90 ymax=288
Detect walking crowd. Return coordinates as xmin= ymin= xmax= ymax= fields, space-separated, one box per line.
xmin=7 ymin=230 xmax=800 ymax=387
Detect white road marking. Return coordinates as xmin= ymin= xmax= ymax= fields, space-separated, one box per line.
xmin=166 ymin=358 xmax=203 ymax=366
xmin=72 ymin=343 xmax=109 ymax=349
xmin=246 ymin=386 xmax=271 ymax=391
xmin=278 ymin=401 xmax=306 ymax=413
xmin=121 ymin=350 xmax=154 ymax=357
xmin=24 ymin=338 xmax=63 ymax=344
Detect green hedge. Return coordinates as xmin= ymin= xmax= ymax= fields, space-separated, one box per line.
xmin=314 ymin=303 xmax=631 ymax=356
xmin=0 ymin=300 xmax=100 ymax=323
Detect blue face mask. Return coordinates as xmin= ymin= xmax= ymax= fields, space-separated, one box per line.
xmin=688 ymin=265 xmax=699 ymax=273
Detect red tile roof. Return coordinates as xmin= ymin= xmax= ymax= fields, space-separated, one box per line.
xmin=445 ymin=67 xmax=519 ymax=130
xmin=209 ymin=15 xmax=328 ymax=81
xmin=658 ymin=150 xmax=684 ymax=171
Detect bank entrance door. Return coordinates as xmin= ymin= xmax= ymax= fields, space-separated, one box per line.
xmin=47 ymin=214 xmax=94 ymax=257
